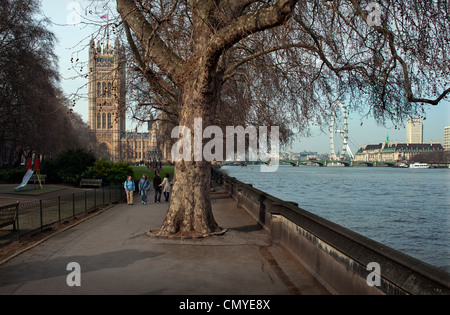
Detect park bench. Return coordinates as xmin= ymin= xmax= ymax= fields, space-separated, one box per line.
xmin=80 ymin=178 xmax=102 ymax=188
xmin=31 ymin=174 xmax=47 ymax=185
xmin=0 ymin=203 xmax=18 ymax=231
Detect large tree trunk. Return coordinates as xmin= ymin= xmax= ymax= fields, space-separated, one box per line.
xmin=157 ymin=159 xmax=220 ymax=235
xmin=153 ymin=57 xmax=223 ymax=236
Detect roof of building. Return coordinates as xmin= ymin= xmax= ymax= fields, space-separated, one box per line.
xmin=394 ymin=143 xmax=443 ymax=151
xmin=365 ymin=144 xmax=382 ymax=150
xmin=358 ymin=142 xmax=444 ymax=153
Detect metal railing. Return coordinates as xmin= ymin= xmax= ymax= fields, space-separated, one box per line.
xmin=0 ymin=186 xmax=126 ymax=247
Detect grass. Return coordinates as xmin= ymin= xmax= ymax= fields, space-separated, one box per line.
xmin=132 ymin=165 xmax=175 ymax=181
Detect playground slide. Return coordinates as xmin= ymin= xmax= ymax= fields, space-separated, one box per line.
xmin=14 ymin=169 xmax=34 ymax=191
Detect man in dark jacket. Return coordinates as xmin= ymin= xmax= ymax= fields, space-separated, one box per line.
xmin=153 ymin=172 xmax=162 ymax=202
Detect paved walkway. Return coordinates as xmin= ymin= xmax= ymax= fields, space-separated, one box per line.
xmin=0 ymin=190 xmax=327 ymax=295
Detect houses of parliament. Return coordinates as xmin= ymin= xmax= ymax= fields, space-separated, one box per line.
xmin=88 ymin=37 xmax=170 ymax=163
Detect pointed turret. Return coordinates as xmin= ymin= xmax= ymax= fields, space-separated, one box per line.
xmin=89 ymin=36 xmax=95 ymax=59
xmin=104 ymin=38 xmax=112 ymax=54
xmin=96 ymin=40 xmax=102 ymax=53
xmin=114 ymin=37 xmax=120 ymax=54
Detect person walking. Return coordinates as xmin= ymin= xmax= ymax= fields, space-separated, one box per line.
xmin=159 ymin=173 xmax=172 ymax=202
xmin=138 ymin=174 xmax=151 ymax=204
xmin=124 ymin=175 xmax=135 ymax=205
xmin=153 ymin=172 xmax=162 ymax=202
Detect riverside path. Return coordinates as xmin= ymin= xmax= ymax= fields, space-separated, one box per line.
xmin=0 ymin=188 xmax=327 ymax=295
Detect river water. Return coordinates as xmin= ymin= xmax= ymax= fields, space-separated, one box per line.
xmin=221 ymin=165 xmax=450 ymax=273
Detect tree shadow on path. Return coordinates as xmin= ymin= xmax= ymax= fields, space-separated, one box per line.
xmin=0 ymin=249 xmax=162 ymax=287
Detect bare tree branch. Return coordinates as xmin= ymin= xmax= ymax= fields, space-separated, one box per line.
xmin=348 ymin=0 xmax=449 ymax=106
xmin=223 ymin=42 xmax=318 ymax=81
xmin=208 ymin=0 xmax=296 ymax=58
xmin=117 ymin=0 xmax=187 ymax=85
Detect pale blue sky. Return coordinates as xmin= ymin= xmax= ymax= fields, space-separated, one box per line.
xmin=41 ymin=0 xmax=450 ymax=154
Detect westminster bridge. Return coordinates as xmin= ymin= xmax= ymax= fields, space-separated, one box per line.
xmin=221 ymin=160 xmax=398 ymax=167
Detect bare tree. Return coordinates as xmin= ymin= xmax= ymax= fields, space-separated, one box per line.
xmin=0 ymin=0 xmax=95 ymax=166
xmin=115 ymin=0 xmax=449 ymax=236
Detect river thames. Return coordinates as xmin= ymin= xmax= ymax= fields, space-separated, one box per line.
xmin=221 ymin=165 xmax=450 ymax=273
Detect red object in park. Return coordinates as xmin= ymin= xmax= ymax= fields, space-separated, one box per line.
xmin=26 ymin=158 xmax=32 ymax=170
xmin=34 ymin=158 xmax=40 ymax=171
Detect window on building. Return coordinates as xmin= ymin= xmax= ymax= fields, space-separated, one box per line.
xmin=97 ymin=82 xmax=101 ymax=97
xmin=107 ymin=113 xmax=111 ymax=128
xmin=102 ymin=113 xmax=106 ymax=129
xmin=97 ymin=113 xmax=101 ymax=129
xmin=102 ymin=82 xmax=106 ymax=97
xmin=107 ymin=82 xmax=112 ymax=98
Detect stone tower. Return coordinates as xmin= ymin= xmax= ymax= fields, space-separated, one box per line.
xmin=88 ymin=37 xmax=126 ymax=161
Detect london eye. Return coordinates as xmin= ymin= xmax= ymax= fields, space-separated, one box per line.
xmin=329 ymin=100 xmax=354 ymax=161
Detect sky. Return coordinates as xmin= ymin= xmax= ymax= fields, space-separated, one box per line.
xmin=40 ymin=0 xmax=450 ymax=154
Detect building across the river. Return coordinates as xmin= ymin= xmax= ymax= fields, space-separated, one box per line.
xmin=354 ymin=140 xmax=444 ymax=162
xmin=444 ymin=126 xmax=450 ymax=151
xmin=406 ymin=118 xmax=424 ymax=144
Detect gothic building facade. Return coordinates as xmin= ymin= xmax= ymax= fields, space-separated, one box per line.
xmin=88 ymin=38 xmax=168 ymax=163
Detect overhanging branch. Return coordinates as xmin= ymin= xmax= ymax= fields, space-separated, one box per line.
xmin=348 ymin=0 xmax=449 ymax=106
xmin=222 ymin=43 xmax=318 ymax=82
xmin=117 ymin=0 xmax=187 ymax=86
xmin=208 ymin=0 xmax=297 ymax=58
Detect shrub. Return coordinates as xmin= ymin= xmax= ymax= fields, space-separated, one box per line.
xmin=41 ymin=149 xmax=96 ymax=184
xmin=0 ymin=167 xmax=27 ymax=183
xmin=81 ymin=159 xmax=133 ymax=186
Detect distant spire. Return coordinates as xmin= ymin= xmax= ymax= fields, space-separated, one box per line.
xmin=104 ymin=38 xmax=111 ymax=54
xmin=96 ymin=40 xmax=101 ymax=53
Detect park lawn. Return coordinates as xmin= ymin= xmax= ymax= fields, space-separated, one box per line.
xmin=132 ymin=165 xmax=175 ymax=181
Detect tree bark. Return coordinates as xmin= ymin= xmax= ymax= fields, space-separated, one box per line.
xmin=158 ymin=160 xmax=219 ymax=235
xmin=155 ymin=83 xmax=221 ymax=235
xmin=156 ymin=54 xmax=223 ymax=236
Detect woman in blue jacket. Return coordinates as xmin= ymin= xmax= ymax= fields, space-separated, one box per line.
xmin=124 ymin=175 xmax=135 ymax=205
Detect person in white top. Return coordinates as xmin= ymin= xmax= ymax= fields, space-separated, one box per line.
xmin=159 ymin=173 xmax=172 ymax=202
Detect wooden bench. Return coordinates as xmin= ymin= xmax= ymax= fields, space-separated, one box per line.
xmin=0 ymin=203 xmax=18 ymax=231
xmin=80 ymin=178 xmax=102 ymax=188
xmin=32 ymin=174 xmax=47 ymax=185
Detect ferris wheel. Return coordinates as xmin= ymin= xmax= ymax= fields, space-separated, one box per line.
xmin=329 ymin=100 xmax=354 ymax=160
